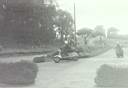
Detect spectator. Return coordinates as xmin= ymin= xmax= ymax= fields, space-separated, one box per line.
xmin=115 ymin=44 xmax=124 ymax=58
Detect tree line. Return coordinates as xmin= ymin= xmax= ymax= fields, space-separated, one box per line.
xmin=77 ymin=25 xmax=120 ymax=44
xmin=0 ymin=0 xmax=74 ymax=48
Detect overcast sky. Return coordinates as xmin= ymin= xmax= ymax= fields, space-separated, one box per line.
xmin=57 ymin=0 xmax=128 ymax=34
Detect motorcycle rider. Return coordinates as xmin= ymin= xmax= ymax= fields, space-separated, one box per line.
xmin=60 ymin=41 xmax=73 ymax=56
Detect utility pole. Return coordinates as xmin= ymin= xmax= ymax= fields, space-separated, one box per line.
xmin=74 ymin=3 xmax=77 ymax=46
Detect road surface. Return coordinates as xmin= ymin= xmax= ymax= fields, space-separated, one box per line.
xmin=1 ymin=48 xmax=128 ymax=88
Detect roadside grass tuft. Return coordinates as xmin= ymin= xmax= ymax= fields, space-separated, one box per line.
xmin=95 ymin=64 xmax=128 ymax=87
xmin=0 ymin=60 xmax=38 ymax=85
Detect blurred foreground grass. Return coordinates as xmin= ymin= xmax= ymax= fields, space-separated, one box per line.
xmin=0 ymin=60 xmax=38 ymax=85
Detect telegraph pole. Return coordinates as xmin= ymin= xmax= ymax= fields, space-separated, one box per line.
xmin=74 ymin=3 xmax=77 ymax=46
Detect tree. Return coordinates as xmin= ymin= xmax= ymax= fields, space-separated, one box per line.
xmin=93 ymin=25 xmax=106 ymax=41
xmin=0 ymin=0 xmax=74 ymax=48
xmin=107 ymin=27 xmax=119 ymax=39
xmin=77 ymin=28 xmax=93 ymax=44
xmin=94 ymin=25 xmax=106 ymax=37
xmin=54 ymin=9 xmax=74 ymax=43
xmin=0 ymin=0 xmax=58 ymax=47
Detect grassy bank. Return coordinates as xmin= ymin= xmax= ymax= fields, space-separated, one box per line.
xmin=78 ymin=43 xmax=112 ymax=58
xmin=89 ymin=45 xmax=112 ymax=57
xmin=0 ymin=41 xmax=112 ymax=59
xmin=0 ymin=45 xmax=58 ymax=57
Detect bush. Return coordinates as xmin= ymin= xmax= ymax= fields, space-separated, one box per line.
xmin=95 ymin=64 xmax=128 ymax=87
xmin=0 ymin=60 xmax=38 ymax=85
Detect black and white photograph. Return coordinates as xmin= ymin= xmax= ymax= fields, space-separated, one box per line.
xmin=0 ymin=0 xmax=127 ymax=88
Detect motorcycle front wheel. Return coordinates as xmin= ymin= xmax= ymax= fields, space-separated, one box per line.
xmin=53 ymin=57 xmax=61 ymax=63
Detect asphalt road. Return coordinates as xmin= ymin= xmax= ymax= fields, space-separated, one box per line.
xmin=35 ymin=48 xmax=128 ymax=88
xmin=0 ymin=48 xmax=128 ymax=88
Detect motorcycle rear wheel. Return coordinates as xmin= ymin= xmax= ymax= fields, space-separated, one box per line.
xmin=53 ymin=57 xmax=61 ymax=63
